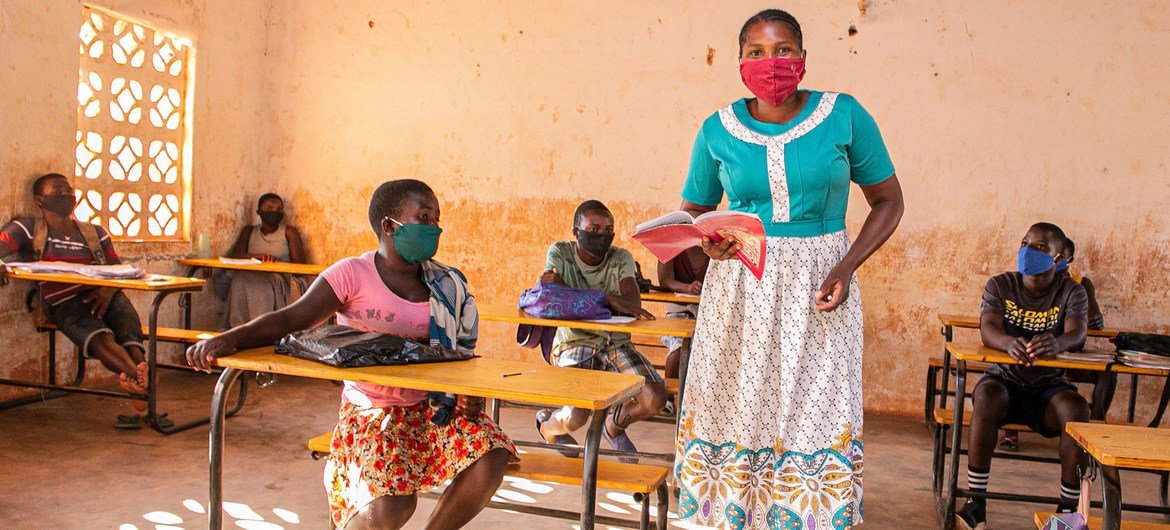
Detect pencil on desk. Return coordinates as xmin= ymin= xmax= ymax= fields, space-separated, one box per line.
xmin=502 ymin=370 xmax=537 ymax=378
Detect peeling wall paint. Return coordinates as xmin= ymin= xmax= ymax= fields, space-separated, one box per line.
xmin=3 ymin=1 xmax=1169 ymax=420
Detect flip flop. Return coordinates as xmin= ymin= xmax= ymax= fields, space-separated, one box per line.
xmin=114 ymin=414 xmax=142 ymax=430
xmin=151 ymin=413 xmax=175 ymax=429
xmin=603 ymin=423 xmax=638 ymax=464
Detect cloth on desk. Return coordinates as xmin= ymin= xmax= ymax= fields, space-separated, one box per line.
xmin=275 ymin=324 xmax=474 ymax=368
xmin=6 ymin=261 xmax=145 ymax=279
xmin=1114 ymin=332 xmax=1170 ymax=357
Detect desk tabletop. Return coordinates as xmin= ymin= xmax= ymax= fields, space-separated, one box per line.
xmin=477 ymin=302 xmax=695 ymax=338
xmin=1065 ymin=422 xmax=1170 ymax=471
xmin=946 ymin=343 xmax=1169 ymax=376
xmin=937 ymin=313 xmax=1128 ymax=338
xmin=641 ymin=291 xmax=701 ymax=305
xmin=5 ymin=269 xmax=204 ymax=292
xmin=178 ymin=258 xmax=326 ymax=276
xmin=214 ymin=347 xmax=644 ymax=410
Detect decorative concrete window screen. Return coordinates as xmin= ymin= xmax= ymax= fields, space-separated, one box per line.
xmin=75 ymin=6 xmax=191 ymax=241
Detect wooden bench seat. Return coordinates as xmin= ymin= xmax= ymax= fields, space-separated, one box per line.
xmin=308 ymin=432 xmax=669 ymax=494
xmin=932 ymin=408 xmax=1031 ymax=432
xmin=1034 ymin=512 xmax=1170 ymax=529
xmin=37 ymin=323 xmax=218 ymax=344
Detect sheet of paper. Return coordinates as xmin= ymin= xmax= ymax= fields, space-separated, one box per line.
xmin=218 ymin=257 xmax=262 ymax=265
xmin=585 ymin=315 xmax=637 ymax=324
xmin=672 ymin=292 xmax=700 ymax=299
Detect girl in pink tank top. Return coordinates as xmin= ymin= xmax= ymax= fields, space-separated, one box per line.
xmin=184 ymin=180 xmax=514 ymax=528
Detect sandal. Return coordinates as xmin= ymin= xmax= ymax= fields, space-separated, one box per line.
xmin=604 ymin=415 xmax=638 ymax=464
xmin=997 ymin=431 xmax=1019 ymax=452
xmin=114 ymin=414 xmax=143 ymax=430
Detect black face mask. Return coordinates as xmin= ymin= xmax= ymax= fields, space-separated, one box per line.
xmin=40 ymin=195 xmax=76 ymax=216
xmin=576 ymin=230 xmax=614 ymax=257
xmin=258 ymin=211 xmax=284 ymax=226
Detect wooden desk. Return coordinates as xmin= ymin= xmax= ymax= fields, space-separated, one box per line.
xmin=206 ymin=347 xmax=644 ymax=530
xmin=178 ymin=257 xmax=326 ymax=276
xmin=932 ymin=314 xmax=1140 ymax=425
xmin=177 ymin=258 xmax=325 ymax=328
xmin=939 ymin=343 xmax=1170 ymax=528
xmin=477 ymin=302 xmax=695 ymax=338
xmin=640 ymin=291 xmax=700 ymax=305
xmin=938 ymin=313 xmax=1131 ymax=338
xmin=1066 ymin=422 xmax=1170 ymax=530
xmin=1 ymin=269 xmax=210 ymax=434
xmin=948 ymin=344 xmax=1169 ymax=378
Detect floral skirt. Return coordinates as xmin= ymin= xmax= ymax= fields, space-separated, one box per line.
xmin=675 ymin=232 xmax=865 ymax=530
xmin=323 ymin=400 xmax=517 ymax=527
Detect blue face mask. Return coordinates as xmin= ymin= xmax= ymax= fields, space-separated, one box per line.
xmin=1018 ymin=246 xmax=1059 ymax=276
xmin=1055 ymin=259 xmax=1070 ymax=273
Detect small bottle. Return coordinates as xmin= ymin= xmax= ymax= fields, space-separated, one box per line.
xmin=194 ymin=233 xmax=211 ymax=259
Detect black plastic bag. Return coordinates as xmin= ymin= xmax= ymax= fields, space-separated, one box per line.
xmin=275 ymin=325 xmax=474 ymax=367
xmin=1113 ymin=332 xmax=1170 ymax=357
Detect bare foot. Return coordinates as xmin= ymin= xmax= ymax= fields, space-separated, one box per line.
xmin=135 ymin=362 xmax=148 ymax=388
xmin=119 ymin=373 xmax=148 ymax=412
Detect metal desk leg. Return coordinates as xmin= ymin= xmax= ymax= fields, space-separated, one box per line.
xmin=1150 ymin=376 xmax=1170 ymax=428
xmin=939 ymin=325 xmax=954 ymax=411
xmin=580 ymin=409 xmax=606 ymax=530
xmin=1128 ymin=374 xmax=1140 ymax=424
xmin=180 ymin=265 xmax=201 ymax=329
xmin=942 ymin=359 xmax=967 ymax=530
xmin=209 ymin=367 xmax=242 ymax=530
xmin=676 ymin=338 xmax=691 ymax=421
xmin=1101 ymin=463 xmax=1122 ymax=530
xmin=145 ymin=291 xmax=169 ymax=429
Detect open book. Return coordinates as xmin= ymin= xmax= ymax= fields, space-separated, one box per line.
xmin=632 ymin=210 xmax=766 ymax=280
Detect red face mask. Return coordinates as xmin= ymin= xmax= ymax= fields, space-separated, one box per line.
xmin=739 ymin=57 xmax=806 ymax=107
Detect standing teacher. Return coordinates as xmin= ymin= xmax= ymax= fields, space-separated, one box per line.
xmin=674 ymin=9 xmax=903 ymax=530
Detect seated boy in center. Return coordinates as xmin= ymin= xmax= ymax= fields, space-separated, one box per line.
xmin=956 ymin=222 xmax=1091 ymax=529
xmin=535 ymin=200 xmax=668 ymax=455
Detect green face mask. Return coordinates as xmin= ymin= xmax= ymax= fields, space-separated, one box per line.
xmin=388 ymin=217 xmax=442 ymax=264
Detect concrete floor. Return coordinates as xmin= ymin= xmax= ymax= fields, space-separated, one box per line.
xmin=0 ymin=370 xmax=1166 ymax=529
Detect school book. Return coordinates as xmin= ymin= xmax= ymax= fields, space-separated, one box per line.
xmin=631 ymin=210 xmax=766 ymax=280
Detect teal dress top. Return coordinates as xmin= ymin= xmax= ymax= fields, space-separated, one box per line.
xmin=681 ymin=91 xmax=895 ymax=238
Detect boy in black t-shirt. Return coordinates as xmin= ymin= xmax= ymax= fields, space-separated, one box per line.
xmin=955 ymin=222 xmax=1090 ymax=530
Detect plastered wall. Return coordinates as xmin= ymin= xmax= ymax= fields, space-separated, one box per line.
xmin=0 ymin=0 xmax=275 ymax=397
xmin=3 ymin=0 xmax=1168 ymax=418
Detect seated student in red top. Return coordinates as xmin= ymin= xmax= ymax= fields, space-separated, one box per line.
xmin=0 ymin=174 xmax=148 ymax=410
xmin=955 ymin=222 xmax=1091 ymax=530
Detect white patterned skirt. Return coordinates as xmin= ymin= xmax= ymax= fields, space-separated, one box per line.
xmin=675 ymin=231 xmax=864 ymax=530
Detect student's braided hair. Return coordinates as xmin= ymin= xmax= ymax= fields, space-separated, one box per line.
xmin=31 ymin=173 xmax=68 ymax=196
xmin=1030 ymin=222 xmax=1068 ymax=253
xmin=368 ymin=179 xmax=434 ymax=233
xmin=573 ymin=199 xmax=611 ymax=228
xmin=739 ymin=9 xmax=803 ymax=54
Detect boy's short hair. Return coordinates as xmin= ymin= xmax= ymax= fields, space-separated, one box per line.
xmin=368 ymin=179 xmax=434 ymax=233
xmin=1064 ymin=237 xmax=1076 ymax=258
xmin=573 ymin=199 xmax=611 ymax=228
xmin=31 ymin=173 xmax=69 ymax=196
xmin=257 ymin=193 xmax=282 ymax=208
xmin=1030 ymin=222 xmax=1068 ymax=253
